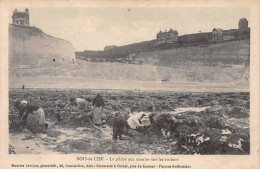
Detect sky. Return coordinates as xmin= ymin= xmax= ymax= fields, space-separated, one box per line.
xmin=10 ymin=7 xmax=249 ymax=51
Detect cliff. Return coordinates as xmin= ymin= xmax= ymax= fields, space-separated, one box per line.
xmin=9 ymin=24 xmax=75 ymax=68
xmin=136 ymin=39 xmax=250 ymax=66
xmin=76 ymin=28 xmax=250 ymax=64
xmin=9 ymin=25 xmax=249 ymax=91
xmin=76 ymin=39 xmax=249 ymax=67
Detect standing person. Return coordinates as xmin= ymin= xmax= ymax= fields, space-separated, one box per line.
xmin=92 ymin=94 xmax=105 ymax=126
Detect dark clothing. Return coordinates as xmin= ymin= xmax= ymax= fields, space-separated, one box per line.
xmin=112 ymin=116 xmax=130 ymax=140
xmin=135 ymin=125 xmax=150 ymax=134
xmin=24 ymin=104 xmax=40 ymax=115
xmin=14 ymin=100 xmax=21 ymax=109
xmin=21 ymin=104 xmax=40 ymax=121
xmin=92 ymin=94 xmax=105 ymax=125
xmin=20 ymin=104 xmax=40 ymax=124
xmin=70 ymin=98 xmax=76 ymax=105
xmin=92 ymin=97 xmax=105 ymax=107
xmin=149 ymin=113 xmax=156 ymax=124
xmin=14 ymin=100 xmax=25 ymax=118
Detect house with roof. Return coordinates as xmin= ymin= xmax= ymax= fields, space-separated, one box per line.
xmin=156 ymin=28 xmax=178 ymax=44
xmin=212 ymin=28 xmax=223 ymax=42
xmin=12 ymin=8 xmax=29 ymax=27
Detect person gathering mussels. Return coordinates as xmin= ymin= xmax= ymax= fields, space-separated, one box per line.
xmin=13 ymin=94 xmax=151 ymax=138
xmin=14 ymin=99 xmax=48 ymax=132
xmin=127 ymin=112 xmax=148 ymax=132
xmin=65 ymin=97 xmax=88 ymax=110
xmin=14 ymin=99 xmax=26 ymax=125
xmin=92 ymin=93 xmax=105 ymax=126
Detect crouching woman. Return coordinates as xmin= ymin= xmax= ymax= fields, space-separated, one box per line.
xmin=19 ymin=101 xmax=48 ymax=133
xmin=66 ymin=98 xmax=89 ymax=110
xmin=127 ymin=112 xmax=147 ymax=132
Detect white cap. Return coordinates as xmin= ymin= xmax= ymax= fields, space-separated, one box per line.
xmin=20 ymin=100 xmax=28 ymax=105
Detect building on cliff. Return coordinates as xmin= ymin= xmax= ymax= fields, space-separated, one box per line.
xmin=104 ymin=45 xmax=117 ymax=51
xmin=238 ymin=18 xmax=249 ymax=30
xmin=9 ymin=24 xmax=76 ymax=68
xmin=212 ymin=28 xmax=223 ymax=42
xmin=156 ymin=28 xmax=178 ymax=44
xmin=78 ymin=18 xmax=250 ymax=63
xmin=12 ymin=8 xmax=29 ymax=27
xmin=9 ymin=8 xmax=75 ymax=68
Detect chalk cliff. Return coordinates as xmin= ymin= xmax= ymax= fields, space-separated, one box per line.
xmin=9 ymin=24 xmax=75 ymax=68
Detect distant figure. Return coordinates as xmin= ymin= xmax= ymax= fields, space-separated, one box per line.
xmin=22 ymin=85 xmax=24 ymax=90
xmin=19 ymin=101 xmax=47 ymax=133
xmin=66 ymin=98 xmax=88 ymax=109
xmin=92 ymin=94 xmax=105 ymax=126
xmin=112 ymin=113 xmax=130 ymax=140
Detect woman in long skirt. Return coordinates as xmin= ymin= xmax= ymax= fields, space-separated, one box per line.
xmin=92 ymin=94 xmax=105 ymax=126
xmin=19 ymin=101 xmax=47 ymax=133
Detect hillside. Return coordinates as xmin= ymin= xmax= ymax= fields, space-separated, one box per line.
xmin=9 ymin=25 xmax=249 ymax=91
xmin=76 ymin=39 xmax=249 ymax=68
xmin=9 ymin=24 xmax=75 ymax=68
xmin=136 ymin=39 xmax=250 ymax=66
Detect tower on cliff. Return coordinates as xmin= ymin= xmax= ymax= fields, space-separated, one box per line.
xmin=12 ymin=8 xmax=29 ymax=27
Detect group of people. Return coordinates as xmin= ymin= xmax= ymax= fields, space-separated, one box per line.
xmin=13 ymin=93 xmax=150 ymax=139
xmin=65 ymin=94 xmax=106 ymax=126
xmin=113 ymin=112 xmax=149 ymax=140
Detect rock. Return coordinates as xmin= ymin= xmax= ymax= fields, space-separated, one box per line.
xmin=174 ymin=113 xmax=183 ymax=119
xmin=70 ymin=106 xmax=80 ymax=113
xmin=204 ymin=115 xmax=224 ymax=129
xmin=205 ymin=105 xmax=224 ymax=116
xmin=45 ymin=121 xmax=55 ymax=129
xmin=46 ymin=130 xmax=63 ymax=137
xmin=170 ymin=141 xmax=177 ymax=146
xmin=219 ymin=136 xmax=228 ymax=143
xmin=22 ymin=135 xmax=35 ymax=140
xmin=225 ymin=106 xmax=249 ymax=118
xmin=76 ymin=127 xmax=85 ymax=132
xmin=222 ymin=129 xmax=232 ymax=135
